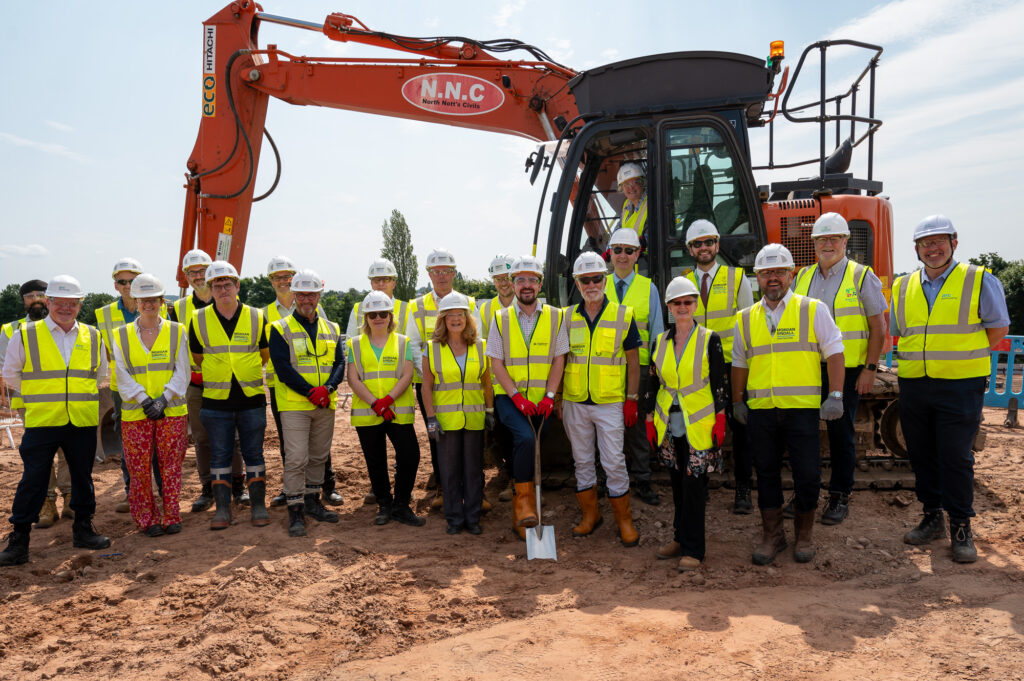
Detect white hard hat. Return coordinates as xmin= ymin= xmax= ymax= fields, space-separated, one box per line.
xmin=130 ymin=273 xmax=164 ymax=299
xmin=182 ymin=249 xmax=212 ymax=272
xmin=46 ymin=275 xmax=86 ymax=299
xmin=686 ymin=219 xmax=720 ymax=245
xmin=753 ymin=243 xmax=795 ymax=272
xmin=438 ymin=291 xmax=470 ymax=312
xmin=573 ymin=251 xmax=609 ymax=278
xmin=267 ymin=255 xmax=296 ymax=276
xmin=426 ymin=248 xmax=457 ymax=270
xmin=361 ymin=290 xmax=394 ymax=313
xmin=812 ymin=212 xmax=850 ymax=238
xmin=617 ymin=162 xmax=644 ymax=188
xmin=291 ymin=268 xmax=324 ymax=293
xmin=488 ymin=254 xmax=515 ymax=277
xmin=665 ymin=276 xmax=699 ymax=302
xmin=206 ymin=260 xmax=239 ymax=281
xmin=111 ymin=257 xmax=143 ymax=277
xmin=367 ymin=258 xmax=397 ymax=279
xmin=608 ymin=228 xmax=641 ymax=248
xmin=913 ymin=214 xmax=956 ymax=242
xmin=510 ymin=256 xmax=544 ymax=277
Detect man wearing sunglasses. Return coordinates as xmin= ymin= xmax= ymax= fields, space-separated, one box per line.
xmin=563 ymin=251 xmax=643 ymax=547
xmin=604 ymin=229 xmax=664 ymax=506
xmin=792 ymin=213 xmax=888 ymax=526
xmin=683 ymin=220 xmax=755 ymax=514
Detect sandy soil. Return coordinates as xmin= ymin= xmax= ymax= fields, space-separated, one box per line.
xmin=0 ymin=407 xmax=1022 ymax=680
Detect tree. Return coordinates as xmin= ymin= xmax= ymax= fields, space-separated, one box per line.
xmin=381 ymin=209 xmax=417 ymax=301
xmin=453 ymin=276 xmax=497 ymax=300
xmin=971 ymin=254 xmax=1024 ymax=335
xmin=239 ymin=275 xmax=276 ymax=308
xmin=78 ymin=293 xmax=116 ymax=326
xmin=0 ymin=284 xmax=21 ymax=326
xmin=970 ymin=253 xmax=1011 ymax=277
xmin=321 ymin=287 xmax=367 ymax=330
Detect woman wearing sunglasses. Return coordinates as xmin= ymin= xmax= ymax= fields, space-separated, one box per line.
xmin=421 ymin=292 xmax=494 ymax=535
xmin=646 ymin=277 xmax=729 ymax=572
xmin=347 ymin=291 xmax=425 ymax=527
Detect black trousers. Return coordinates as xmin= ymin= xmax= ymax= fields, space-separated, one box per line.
xmin=669 ymin=436 xmax=708 ymax=560
xmin=821 ymin=364 xmax=862 ymax=495
xmin=11 ymin=425 xmax=99 ymax=529
xmin=724 ymin=363 xmax=752 ymax=488
xmin=415 ymin=384 xmax=440 ymax=485
xmin=437 ymin=429 xmax=484 ymax=527
xmin=623 ymin=372 xmax=653 ymax=484
xmin=898 ymin=376 xmax=985 ymax=519
xmin=747 ymin=408 xmax=821 ymax=512
xmin=355 ymin=422 xmax=420 ymax=507
xmin=272 ymin=397 xmax=337 ymax=493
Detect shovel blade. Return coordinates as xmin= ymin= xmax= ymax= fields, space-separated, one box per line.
xmin=526 ymin=524 xmax=557 ymax=560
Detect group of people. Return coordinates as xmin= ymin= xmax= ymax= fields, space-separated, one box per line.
xmin=0 ymin=201 xmax=1009 ymax=570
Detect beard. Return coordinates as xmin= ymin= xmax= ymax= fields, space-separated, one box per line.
xmin=517 ymin=289 xmax=537 ymax=305
xmin=26 ymin=302 xmax=47 ymax=320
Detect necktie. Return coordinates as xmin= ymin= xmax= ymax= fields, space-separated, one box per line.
xmin=700 ymin=272 xmax=709 ymax=308
xmin=616 ymin=279 xmax=626 ymax=302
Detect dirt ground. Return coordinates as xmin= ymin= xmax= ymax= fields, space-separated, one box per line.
xmin=0 ymin=407 xmax=1022 ymax=680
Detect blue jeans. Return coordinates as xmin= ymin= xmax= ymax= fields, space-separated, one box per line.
xmin=494 ymin=395 xmax=551 ymax=483
xmin=199 ymin=407 xmax=266 ymax=483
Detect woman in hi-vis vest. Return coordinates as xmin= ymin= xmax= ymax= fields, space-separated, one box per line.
xmin=112 ymin=275 xmax=191 ymax=537
xmin=646 ymin=277 xmax=729 ymax=572
xmin=421 ymin=292 xmax=494 ymax=536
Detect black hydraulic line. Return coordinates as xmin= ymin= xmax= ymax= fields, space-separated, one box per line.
xmin=191 ymin=51 xmax=246 ymax=182
xmin=253 ymin=128 xmax=281 ymax=202
xmin=532 ymin=113 xmax=590 ymax=252
xmin=202 ymin=49 xmax=256 ymax=200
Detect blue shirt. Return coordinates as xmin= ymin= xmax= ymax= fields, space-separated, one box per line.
xmin=919 ymin=261 xmax=1009 ymax=329
xmin=612 ymin=271 xmax=665 ymax=350
xmin=117 ymin=297 xmax=138 ymax=324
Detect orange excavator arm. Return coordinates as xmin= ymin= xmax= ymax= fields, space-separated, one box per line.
xmin=178 ymin=1 xmax=579 ymax=289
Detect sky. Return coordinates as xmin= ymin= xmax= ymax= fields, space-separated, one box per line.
xmin=1 ymin=0 xmax=1022 ymax=295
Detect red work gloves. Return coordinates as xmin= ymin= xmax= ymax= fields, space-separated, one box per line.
xmin=382 ymin=407 xmax=396 ymax=421
xmin=645 ymin=420 xmax=657 ymax=448
xmin=307 ymin=386 xmax=330 ymax=408
xmin=623 ymin=399 xmax=638 ymax=428
xmin=712 ymin=412 xmax=727 ymax=448
xmin=372 ymin=395 xmax=395 ymax=416
xmin=512 ymin=393 xmax=536 ymax=416
xmin=190 ymin=371 xmax=203 ymax=385
xmin=536 ymin=396 xmax=555 ymax=418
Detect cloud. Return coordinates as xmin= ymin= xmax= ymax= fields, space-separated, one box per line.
xmin=493 ymin=0 xmax=526 ymax=29
xmin=0 ymin=132 xmax=88 ymax=163
xmin=44 ymin=120 xmax=73 ymax=133
xmin=829 ymin=0 xmax=987 ymax=44
xmin=0 ymin=244 xmax=51 ymax=258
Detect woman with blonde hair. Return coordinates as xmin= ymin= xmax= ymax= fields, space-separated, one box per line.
xmin=422 ymin=292 xmax=494 ymax=535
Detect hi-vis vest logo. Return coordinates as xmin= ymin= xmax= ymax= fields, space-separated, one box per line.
xmin=775 ymin=327 xmax=796 ymax=340
xmin=401 ymin=73 xmax=505 ymax=117
xmin=202 ymin=26 xmax=216 ymax=117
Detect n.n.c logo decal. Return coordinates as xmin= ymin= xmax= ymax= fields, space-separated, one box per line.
xmin=401 ymin=73 xmax=505 ymax=116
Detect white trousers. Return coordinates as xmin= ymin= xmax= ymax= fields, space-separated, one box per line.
xmin=562 ymin=401 xmax=629 ymax=497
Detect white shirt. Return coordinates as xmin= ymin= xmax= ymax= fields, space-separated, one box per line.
xmin=693 ymin=262 xmax=755 ymax=309
xmin=486 ymin=298 xmax=570 ymax=361
xmin=730 ymin=290 xmax=844 ymax=369
xmin=2 ymin=317 xmax=109 ymax=392
xmin=113 ymin=318 xmax=191 ymax=403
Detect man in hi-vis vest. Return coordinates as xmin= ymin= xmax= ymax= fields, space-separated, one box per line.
xmin=893 ymin=215 xmax=1008 ymax=563
xmin=1 ymin=275 xmax=112 ymax=566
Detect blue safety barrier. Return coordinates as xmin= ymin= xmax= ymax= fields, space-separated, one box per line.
xmin=985 ymin=335 xmax=1024 ymax=408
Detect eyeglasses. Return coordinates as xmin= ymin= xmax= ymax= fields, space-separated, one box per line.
xmin=370 ymin=277 xmax=395 ymax=285
xmin=137 ymin=297 xmax=163 ymax=305
xmin=115 ymin=278 xmax=135 ymax=286
xmin=689 ymin=238 xmax=717 ymax=249
xmin=365 ymin=311 xmax=391 ymax=320
xmin=22 ymin=292 xmax=46 ymax=301
xmin=611 ymin=247 xmax=637 ymax=256
xmin=185 ymin=267 xmax=207 ymax=277
xmin=514 ymin=275 xmax=540 ymax=285
xmin=577 ymin=274 xmax=605 ymax=285
xmin=294 ymin=292 xmax=319 ymax=301
xmin=211 ymin=281 xmax=237 ymax=291
xmin=430 ymin=268 xmax=456 ymax=277
xmin=814 ymin=235 xmax=845 ymax=245
xmin=667 ymin=298 xmax=697 ymax=307
xmin=916 ymin=236 xmax=951 ymax=250
xmin=757 ymin=268 xmax=790 ymax=279
xmin=270 ymin=273 xmax=293 ymax=283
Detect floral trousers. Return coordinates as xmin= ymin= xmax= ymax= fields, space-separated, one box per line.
xmin=122 ymin=415 xmax=188 ymax=530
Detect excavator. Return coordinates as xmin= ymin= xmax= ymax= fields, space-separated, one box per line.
xmin=176 ymin=1 xmax=919 ymax=482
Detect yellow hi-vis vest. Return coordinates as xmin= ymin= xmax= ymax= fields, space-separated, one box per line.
xmin=19 ymin=321 xmax=101 ymax=428
xmin=606 ymin=274 xmax=653 ymax=365
xmin=347 ymin=333 xmax=416 ymax=426
xmin=352 ymin=298 xmax=410 ymax=337
xmin=477 ymin=298 xmax=507 ymax=341
xmin=794 ymin=260 xmax=871 ymax=367
xmin=737 ymin=294 xmax=823 ymax=409
xmin=650 ymin=325 xmax=716 ymax=450
xmin=686 ymin=266 xmax=744 ymax=363
xmin=2 ymin=317 xmax=29 ymax=409
xmin=271 ymin=314 xmax=341 ymax=411
xmin=173 ymin=295 xmax=206 ymax=372
xmin=263 ymin=300 xmax=328 ymax=389
xmin=892 ymin=263 xmax=991 ymax=379
xmin=114 ymin=322 xmax=188 ymax=422
xmin=493 ymin=304 xmax=563 ymax=402
xmin=410 ymin=291 xmax=476 ymax=383
xmin=96 ymin=300 xmax=165 ymax=391
xmin=427 ymin=339 xmax=487 ymax=431
xmin=564 ymin=301 xmax=632 ymax=404
xmin=620 ymin=196 xmax=648 ymax=238
xmin=193 ymin=305 xmax=265 ymax=399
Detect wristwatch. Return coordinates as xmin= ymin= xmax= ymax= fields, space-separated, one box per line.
xmin=545 ymin=391 xmax=556 ymax=400
xmin=828 ymin=390 xmax=843 ymax=400
xmin=865 ymin=363 xmax=877 ymax=371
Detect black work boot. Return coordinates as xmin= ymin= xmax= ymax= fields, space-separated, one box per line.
xmin=633 ymin=481 xmax=660 ymax=506
xmin=0 ymin=529 xmax=30 ymax=566
xmin=949 ymin=517 xmax=978 ymax=563
xmin=248 ymin=480 xmax=270 ymax=527
xmin=903 ymin=510 xmax=946 ymax=545
xmin=191 ymin=482 xmax=214 ymax=513
xmin=391 ymin=504 xmax=426 ymax=527
xmin=733 ymin=486 xmax=753 ymax=515
xmin=72 ymin=518 xmax=111 ymax=550
xmin=323 ymin=488 xmax=344 ymax=506
xmin=304 ymin=493 xmax=339 ymax=523
xmin=232 ymin=476 xmax=250 ymax=507
xmin=375 ymin=502 xmax=392 ymax=526
xmin=210 ymin=483 xmax=233 ymax=530
xmin=287 ymin=505 xmax=306 ymax=537
xmin=820 ymin=492 xmax=850 ymax=526
xmin=271 ymin=491 xmax=287 ymax=507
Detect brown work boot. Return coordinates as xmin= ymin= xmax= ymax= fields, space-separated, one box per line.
xmin=430 ymin=492 xmax=445 ymax=511
xmin=572 ymin=486 xmax=603 ymax=537
xmin=35 ymin=498 xmax=59 ymax=529
xmin=60 ymin=493 xmax=74 ymax=520
xmin=609 ymin=493 xmax=639 ymax=547
xmin=752 ymin=507 xmax=787 ymax=565
xmin=115 ymin=495 xmax=130 ymax=513
xmin=793 ymin=510 xmax=816 ymax=563
xmin=514 ymin=482 xmax=538 ymax=528
xmin=677 ymin=556 xmax=702 ymax=572
xmin=656 ymin=540 xmax=682 ymax=560
xmin=498 ymin=478 xmax=515 ymax=502
xmin=481 ymin=498 xmax=493 ymax=514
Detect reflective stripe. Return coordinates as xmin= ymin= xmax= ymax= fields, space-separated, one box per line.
xmin=748 ymin=386 xmax=823 ymax=398
xmin=650 ymin=325 xmax=715 ymax=449
xmin=897 ymin=349 xmax=990 ymax=361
